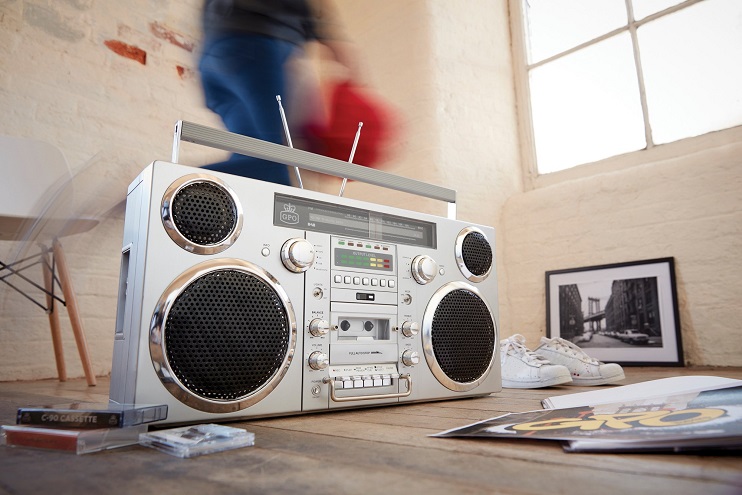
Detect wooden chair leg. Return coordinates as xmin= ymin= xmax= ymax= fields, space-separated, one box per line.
xmin=42 ymin=247 xmax=67 ymax=382
xmin=52 ymin=238 xmax=97 ymax=386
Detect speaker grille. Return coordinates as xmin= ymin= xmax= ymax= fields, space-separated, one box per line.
xmin=461 ymin=231 xmax=492 ymax=277
xmin=164 ymin=269 xmax=291 ymax=401
xmin=431 ymin=288 xmax=495 ymax=383
xmin=171 ymin=181 xmax=237 ymax=246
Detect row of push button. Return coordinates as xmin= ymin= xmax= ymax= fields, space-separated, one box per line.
xmin=334 ymin=374 xmax=398 ymax=389
xmin=333 ymin=275 xmax=396 ymax=288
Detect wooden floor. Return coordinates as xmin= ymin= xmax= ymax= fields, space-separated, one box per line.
xmin=1 ymin=367 xmax=740 ymax=495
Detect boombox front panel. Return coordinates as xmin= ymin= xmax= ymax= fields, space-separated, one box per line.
xmin=111 ymin=161 xmax=500 ymax=424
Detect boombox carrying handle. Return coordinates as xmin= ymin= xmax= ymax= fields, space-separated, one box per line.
xmin=172 ymin=121 xmax=458 ymax=220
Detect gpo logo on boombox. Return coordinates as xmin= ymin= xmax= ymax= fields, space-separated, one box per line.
xmin=109 ymin=122 xmax=500 ymax=425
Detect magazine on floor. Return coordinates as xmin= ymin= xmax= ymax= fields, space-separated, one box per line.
xmin=433 ymin=384 xmax=742 ymax=453
xmin=541 ymin=375 xmax=742 ymax=409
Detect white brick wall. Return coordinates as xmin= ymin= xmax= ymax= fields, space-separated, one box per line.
xmin=0 ymin=0 xmax=227 ymax=381
xmin=500 ymin=131 xmax=742 ymax=366
xmin=2 ymin=0 xmax=737 ymax=383
xmin=0 ymin=0 xmax=519 ymax=381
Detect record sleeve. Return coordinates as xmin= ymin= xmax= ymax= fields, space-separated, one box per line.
xmin=139 ymin=424 xmax=255 ymax=458
xmin=1 ymin=424 xmax=148 ymax=454
xmin=433 ymin=384 xmax=742 ymax=453
xmin=16 ymin=402 xmax=167 ymax=429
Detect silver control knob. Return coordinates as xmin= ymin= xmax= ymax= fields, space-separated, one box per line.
xmin=281 ymin=238 xmax=316 ymax=273
xmin=308 ymin=351 xmax=329 ymax=370
xmin=309 ymin=318 xmax=330 ymax=337
xmin=401 ymin=350 xmax=420 ymax=367
xmin=400 ymin=321 xmax=419 ymax=337
xmin=411 ymin=255 xmax=438 ymax=285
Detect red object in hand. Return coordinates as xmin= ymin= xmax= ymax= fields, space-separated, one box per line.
xmin=304 ymin=81 xmax=395 ymax=168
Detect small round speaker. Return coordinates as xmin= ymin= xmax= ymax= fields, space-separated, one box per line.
xmin=161 ymin=174 xmax=243 ymax=255
xmin=455 ymin=227 xmax=493 ymax=282
xmin=149 ymin=259 xmax=296 ymax=413
xmin=422 ymin=282 xmax=496 ymax=391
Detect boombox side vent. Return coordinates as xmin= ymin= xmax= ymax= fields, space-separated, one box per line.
xmin=161 ymin=174 xmax=243 ymax=255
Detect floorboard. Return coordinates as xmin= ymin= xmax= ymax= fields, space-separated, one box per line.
xmin=0 ymin=367 xmax=740 ymax=494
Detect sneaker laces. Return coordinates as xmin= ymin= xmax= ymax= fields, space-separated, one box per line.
xmin=545 ymin=337 xmax=601 ymax=365
xmin=501 ymin=334 xmax=552 ymax=367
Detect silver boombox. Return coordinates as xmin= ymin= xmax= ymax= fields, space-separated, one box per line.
xmin=110 ymin=121 xmax=500 ymax=425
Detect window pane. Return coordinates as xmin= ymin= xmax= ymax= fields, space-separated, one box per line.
xmin=632 ymin=0 xmax=683 ymax=21
xmin=524 ymin=0 xmax=627 ymax=63
xmin=530 ymin=33 xmax=646 ymax=174
xmin=639 ymin=0 xmax=742 ymax=144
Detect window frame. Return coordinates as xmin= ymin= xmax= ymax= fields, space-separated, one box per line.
xmin=509 ymin=0 xmax=742 ymax=190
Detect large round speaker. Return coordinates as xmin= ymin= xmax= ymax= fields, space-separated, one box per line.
xmin=455 ymin=226 xmax=493 ymax=282
xmin=421 ymin=282 xmax=497 ymax=391
xmin=161 ymin=174 xmax=243 ymax=255
xmin=149 ymin=259 xmax=296 ymax=413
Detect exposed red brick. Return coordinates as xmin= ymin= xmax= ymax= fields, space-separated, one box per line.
xmin=176 ymin=65 xmax=195 ymax=80
xmin=104 ymin=40 xmax=146 ymax=65
xmin=150 ymin=21 xmax=194 ymax=52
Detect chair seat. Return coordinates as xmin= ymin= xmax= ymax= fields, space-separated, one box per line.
xmin=0 ymin=215 xmax=99 ymax=242
xmin=0 ymin=134 xmax=99 ymax=247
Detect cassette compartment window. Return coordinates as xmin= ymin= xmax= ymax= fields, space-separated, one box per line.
xmin=336 ymin=316 xmax=391 ymax=342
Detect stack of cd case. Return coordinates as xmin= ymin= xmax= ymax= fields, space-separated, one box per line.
xmin=2 ymin=402 xmax=168 ymax=455
xmin=138 ymin=424 xmax=255 ymax=458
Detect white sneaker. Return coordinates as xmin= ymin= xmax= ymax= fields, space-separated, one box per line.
xmin=534 ymin=336 xmax=625 ymax=386
xmin=500 ymin=334 xmax=572 ymax=389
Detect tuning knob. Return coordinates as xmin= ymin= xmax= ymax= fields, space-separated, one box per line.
xmin=401 ymin=350 xmax=420 ymax=367
xmin=308 ymin=351 xmax=329 ymax=370
xmin=411 ymin=255 xmax=437 ymax=284
xmin=400 ymin=321 xmax=419 ymax=337
xmin=281 ymin=238 xmax=315 ymax=272
xmin=309 ymin=318 xmax=330 ymax=337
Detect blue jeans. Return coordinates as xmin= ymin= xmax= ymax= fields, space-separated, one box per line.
xmin=199 ymin=34 xmax=296 ymax=185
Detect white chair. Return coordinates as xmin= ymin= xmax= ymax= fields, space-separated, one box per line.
xmin=0 ymin=135 xmax=98 ymax=386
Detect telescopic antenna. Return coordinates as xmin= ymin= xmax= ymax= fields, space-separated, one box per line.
xmin=276 ymin=95 xmax=304 ymax=189
xmin=338 ymin=122 xmax=363 ymax=197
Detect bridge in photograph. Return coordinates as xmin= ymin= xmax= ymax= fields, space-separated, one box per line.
xmin=584 ymin=297 xmax=605 ymax=332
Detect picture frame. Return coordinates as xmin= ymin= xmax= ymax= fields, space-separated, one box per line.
xmin=545 ymin=257 xmax=683 ymax=366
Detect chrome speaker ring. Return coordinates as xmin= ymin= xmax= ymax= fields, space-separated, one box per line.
xmin=161 ymin=173 xmax=243 ymax=255
xmin=454 ymin=226 xmax=493 ymax=283
xmin=149 ymin=258 xmax=297 ymax=413
xmin=421 ymin=281 xmax=497 ymax=392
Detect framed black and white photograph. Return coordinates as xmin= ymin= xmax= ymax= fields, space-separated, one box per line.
xmin=546 ymin=258 xmax=683 ymax=366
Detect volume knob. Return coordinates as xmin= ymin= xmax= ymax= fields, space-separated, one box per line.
xmin=281 ymin=238 xmax=315 ymax=273
xmin=308 ymin=351 xmax=329 ymax=370
xmin=401 ymin=350 xmax=420 ymax=367
xmin=411 ymin=255 xmax=437 ymax=284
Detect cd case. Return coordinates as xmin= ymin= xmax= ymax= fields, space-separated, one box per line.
xmin=139 ymin=424 xmax=255 ymax=458
xmin=16 ymin=402 xmax=168 ymax=429
xmin=1 ymin=424 xmax=148 ymax=454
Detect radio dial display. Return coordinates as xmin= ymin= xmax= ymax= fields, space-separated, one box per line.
xmin=274 ymin=193 xmax=436 ymax=248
